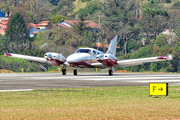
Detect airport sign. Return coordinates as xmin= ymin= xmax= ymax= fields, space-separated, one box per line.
xmin=149 ymin=83 xmax=168 ymax=97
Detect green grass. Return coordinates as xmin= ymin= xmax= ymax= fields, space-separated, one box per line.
xmin=0 ymin=86 xmax=180 ymax=119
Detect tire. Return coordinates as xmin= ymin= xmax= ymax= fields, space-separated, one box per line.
xmin=62 ymin=69 xmax=66 ymax=75
xmin=109 ymin=70 xmax=113 ymax=76
xmin=73 ymin=69 xmax=77 ymax=75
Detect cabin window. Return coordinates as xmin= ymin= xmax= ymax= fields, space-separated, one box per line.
xmin=93 ymin=50 xmax=97 ymax=56
xmin=0 ymin=27 xmax=2 ymax=30
xmin=93 ymin=50 xmax=96 ymax=54
xmin=76 ymin=49 xmax=91 ymax=54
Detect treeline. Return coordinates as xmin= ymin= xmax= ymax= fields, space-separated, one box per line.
xmin=1 ymin=0 xmax=180 ymax=72
xmin=0 ymin=11 xmax=46 ymax=72
xmin=117 ymin=45 xmax=180 ymax=72
xmin=0 ymin=56 xmax=41 ymax=72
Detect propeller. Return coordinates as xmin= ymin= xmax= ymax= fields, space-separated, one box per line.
xmin=40 ymin=64 xmax=47 ymax=71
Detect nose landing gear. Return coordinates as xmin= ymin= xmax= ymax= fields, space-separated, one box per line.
xmin=62 ymin=69 xmax=66 ymax=75
xmin=109 ymin=69 xmax=113 ymax=76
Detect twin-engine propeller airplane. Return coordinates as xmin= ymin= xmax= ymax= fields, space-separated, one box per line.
xmin=5 ymin=35 xmax=172 ymax=76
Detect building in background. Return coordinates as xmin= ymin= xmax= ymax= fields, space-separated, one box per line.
xmin=0 ymin=21 xmax=8 ymax=35
xmin=27 ymin=21 xmax=50 ymax=37
xmin=58 ymin=20 xmax=101 ymax=33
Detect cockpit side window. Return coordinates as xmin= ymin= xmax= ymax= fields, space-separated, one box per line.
xmin=93 ymin=50 xmax=97 ymax=56
xmin=76 ymin=49 xmax=91 ymax=54
xmin=93 ymin=50 xmax=96 ymax=54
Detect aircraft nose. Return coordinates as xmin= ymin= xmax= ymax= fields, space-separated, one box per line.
xmin=67 ymin=55 xmax=76 ymax=63
xmin=67 ymin=53 xmax=89 ymax=63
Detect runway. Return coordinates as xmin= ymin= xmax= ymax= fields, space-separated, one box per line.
xmin=0 ymin=72 xmax=180 ymax=91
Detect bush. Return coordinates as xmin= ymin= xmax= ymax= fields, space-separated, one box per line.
xmin=156 ymin=34 xmax=167 ymax=46
xmin=51 ymin=15 xmax=67 ymax=24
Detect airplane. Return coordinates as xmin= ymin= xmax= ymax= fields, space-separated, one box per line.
xmin=4 ymin=34 xmax=173 ymax=76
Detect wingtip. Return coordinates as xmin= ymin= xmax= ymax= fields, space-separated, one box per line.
xmin=157 ymin=55 xmax=173 ymax=60
xmin=167 ymin=55 xmax=173 ymax=60
xmin=4 ymin=53 xmax=12 ymax=56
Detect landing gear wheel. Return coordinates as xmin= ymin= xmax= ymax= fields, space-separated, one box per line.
xmin=73 ymin=69 xmax=77 ymax=76
xmin=109 ymin=70 xmax=113 ymax=76
xmin=62 ymin=69 xmax=66 ymax=75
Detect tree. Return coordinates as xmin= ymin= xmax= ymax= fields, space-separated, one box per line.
xmin=121 ymin=26 xmax=134 ymax=54
xmin=0 ymin=0 xmax=15 ymax=16
xmin=51 ymin=15 xmax=67 ymax=24
xmin=78 ymin=1 xmax=102 ymax=17
xmin=73 ymin=14 xmax=89 ymax=36
xmin=140 ymin=14 xmax=168 ymax=39
xmin=26 ymin=0 xmax=51 ymax=23
xmin=102 ymin=0 xmax=137 ymax=54
xmin=5 ymin=12 xmax=31 ymax=53
xmin=0 ymin=35 xmax=9 ymax=54
xmin=156 ymin=34 xmax=167 ymax=46
xmin=11 ymin=5 xmax=32 ymax=23
xmin=48 ymin=0 xmax=61 ymax=6
xmin=51 ymin=0 xmax=75 ymax=17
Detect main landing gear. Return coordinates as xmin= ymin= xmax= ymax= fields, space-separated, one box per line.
xmin=62 ymin=65 xmax=66 ymax=75
xmin=73 ymin=68 xmax=78 ymax=75
xmin=109 ymin=69 xmax=113 ymax=76
xmin=62 ymin=69 xmax=66 ymax=75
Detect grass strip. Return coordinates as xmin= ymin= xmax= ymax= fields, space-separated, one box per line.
xmin=0 ymin=86 xmax=180 ymax=120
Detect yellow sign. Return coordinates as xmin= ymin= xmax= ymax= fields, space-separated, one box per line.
xmin=96 ymin=68 xmax=98 ymax=72
xmin=150 ymin=83 xmax=168 ymax=96
xmin=58 ymin=68 xmax=61 ymax=70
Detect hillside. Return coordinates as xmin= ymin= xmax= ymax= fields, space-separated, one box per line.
xmin=0 ymin=0 xmax=180 ymax=72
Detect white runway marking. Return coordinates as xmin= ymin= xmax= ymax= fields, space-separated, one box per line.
xmin=85 ymin=77 xmax=180 ymax=81
xmin=4 ymin=76 xmax=177 ymax=81
xmin=0 ymin=89 xmax=33 ymax=92
xmin=132 ymin=80 xmax=180 ymax=83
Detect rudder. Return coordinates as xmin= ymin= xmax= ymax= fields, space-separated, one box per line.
xmin=106 ymin=35 xmax=118 ymax=56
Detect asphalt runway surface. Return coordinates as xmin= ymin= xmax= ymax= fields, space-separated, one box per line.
xmin=0 ymin=72 xmax=180 ymax=91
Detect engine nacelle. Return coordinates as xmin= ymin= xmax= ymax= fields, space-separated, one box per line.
xmin=96 ymin=54 xmax=104 ymax=63
xmin=96 ymin=54 xmax=118 ymax=67
xmin=44 ymin=52 xmax=66 ymax=66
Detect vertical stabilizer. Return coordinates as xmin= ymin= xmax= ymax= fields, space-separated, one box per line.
xmin=106 ymin=35 xmax=118 ymax=56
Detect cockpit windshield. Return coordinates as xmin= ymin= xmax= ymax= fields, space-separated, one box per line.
xmin=76 ymin=49 xmax=91 ymax=53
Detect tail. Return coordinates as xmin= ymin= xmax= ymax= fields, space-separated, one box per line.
xmin=106 ymin=34 xmax=118 ymax=56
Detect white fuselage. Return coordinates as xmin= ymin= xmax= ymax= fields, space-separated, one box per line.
xmin=67 ymin=48 xmax=118 ymax=68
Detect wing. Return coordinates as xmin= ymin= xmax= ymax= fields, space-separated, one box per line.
xmin=117 ymin=55 xmax=172 ymax=67
xmin=4 ymin=53 xmax=50 ymax=64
